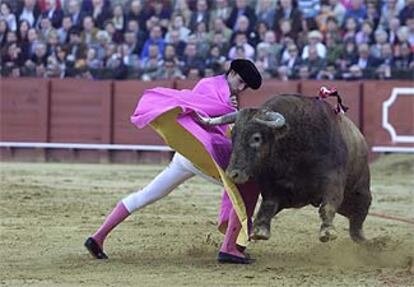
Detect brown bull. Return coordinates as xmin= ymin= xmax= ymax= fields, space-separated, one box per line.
xmin=199 ymin=94 xmax=372 ymax=243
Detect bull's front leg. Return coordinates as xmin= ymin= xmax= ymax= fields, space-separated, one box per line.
xmin=251 ymin=198 xmax=280 ymax=240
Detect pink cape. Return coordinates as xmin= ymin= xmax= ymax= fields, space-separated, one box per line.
xmin=131 ymin=75 xmax=259 ymax=236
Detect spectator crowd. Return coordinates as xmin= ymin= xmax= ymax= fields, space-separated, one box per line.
xmin=1 ymin=0 xmax=413 ymax=80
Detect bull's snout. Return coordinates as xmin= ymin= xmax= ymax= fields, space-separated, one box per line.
xmin=226 ymin=168 xmax=249 ymax=184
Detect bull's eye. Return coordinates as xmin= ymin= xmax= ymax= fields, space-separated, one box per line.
xmin=249 ymin=132 xmax=262 ymax=148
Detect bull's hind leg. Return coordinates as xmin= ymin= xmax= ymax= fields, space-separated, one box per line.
xmin=319 ymin=182 xmax=344 ymax=243
xmin=339 ymin=187 xmax=372 ymax=242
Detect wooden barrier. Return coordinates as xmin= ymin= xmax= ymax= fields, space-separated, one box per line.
xmin=0 ymin=78 xmax=49 ymax=141
xmin=1 ymin=78 xmax=413 ymax=162
xmin=362 ymin=81 xmax=414 ymax=153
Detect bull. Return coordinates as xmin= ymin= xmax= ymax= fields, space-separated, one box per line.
xmin=200 ymin=94 xmax=372 ymax=243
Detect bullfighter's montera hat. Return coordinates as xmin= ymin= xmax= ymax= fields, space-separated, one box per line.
xmin=230 ymin=59 xmax=262 ymax=90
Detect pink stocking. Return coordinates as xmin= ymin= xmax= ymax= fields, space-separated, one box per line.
xmin=91 ymin=201 xmax=130 ymax=248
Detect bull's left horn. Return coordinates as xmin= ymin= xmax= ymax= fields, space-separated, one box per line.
xmin=195 ymin=111 xmax=238 ymax=126
xmin=254 ymin=111 xmax=286 ymax=128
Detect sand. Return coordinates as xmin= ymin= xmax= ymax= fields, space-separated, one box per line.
xmin=0 ymin=154 xmax=413 ymax=287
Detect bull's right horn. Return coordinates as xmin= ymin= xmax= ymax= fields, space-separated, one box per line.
xmin=255 ymin=111 xmax=286 ymax=128
xmin=195 ymin=111 xmax=238 ymax=126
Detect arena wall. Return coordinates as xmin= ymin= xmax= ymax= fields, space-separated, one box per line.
xmin=1 ymin=79 xmax=413 ymax=163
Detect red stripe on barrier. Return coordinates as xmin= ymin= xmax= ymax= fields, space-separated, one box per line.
xmin=369 ymin=212 xmax=414 ymax=225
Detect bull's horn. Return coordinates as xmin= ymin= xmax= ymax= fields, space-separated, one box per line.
xmin=196 ymin=111 xmax=238 ymax=126
xmin=254 ymin=111 xmax=286 ymax=128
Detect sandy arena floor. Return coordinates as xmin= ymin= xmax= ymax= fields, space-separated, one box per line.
xmin=0 ymin=154 xmax=413 ymax=287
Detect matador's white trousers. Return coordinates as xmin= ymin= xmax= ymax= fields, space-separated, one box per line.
xmin=122 ymin=153 xmax=221 ymax=213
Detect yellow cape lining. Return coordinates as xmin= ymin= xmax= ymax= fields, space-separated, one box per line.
xmin=150 ymin=108 xmax=249 ymax=245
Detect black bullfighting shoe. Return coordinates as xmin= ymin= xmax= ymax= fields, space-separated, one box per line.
xmin=217 ymin=252 xmax=255 ymax=264
xmin=84 ymin=237 xmax=108 ymax=259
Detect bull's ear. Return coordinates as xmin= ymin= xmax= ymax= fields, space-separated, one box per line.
xmin=254 ymin=110 xmax=286 ymax=129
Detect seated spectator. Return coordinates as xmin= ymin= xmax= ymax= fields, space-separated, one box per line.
xmin=37 ymin=15 xmax=53 ymax=41
xmin=81 ymin=16 xmax=99 ymax=45
xmin=325 ymin=16 xmax=341 ymax=42
xmin=17 ymin=19 xmax=30 ymax=44
xmin=46 ymin=28 xmax=59 ymax=56
xmin=328 ymin=0 xmax=346 ymax=26
xmin=189 ymin=0 xmax=209 ymax=33
xmin=127 ymin=0 xmax=147 ymax=33
xmin=58 ymin=16 xmax=73 ymax=44
xmin=342 ymin=16 xmax=358 ymax=41
xmin=274 ymin=0 xmax=302 ymax=38
xmin=191 ymin=21 xmax=210 ymax=58
xmin=165 ymin=14 xmax=191 ymax=42
xmin=171 ymin=0 xmax=191 ymax=27
xmin=343 ymin=0 xmax=367 ymax=25
xmin=399 ymin=0 xmax=414 ymax=25
xmin=111 ymin=4 xmax=126 ymax=33
xmin=230 ymin=15 xmax=256 ymax=46
xmin=67 ymin=0 xmax=86 ymax=30
xmin=126 ymin=19 xmax=146 ymax=53
xmin=325 ymin=32 xmax=343 ymax=66
xmin=338 ymin=38 xmax=358 ymax=72
xmin=407 ymin=17 xmax=414 ymax=47
xmin=302 ymin=30 xmax=327 ymax=60
xmin=205 ymin=44 xmax=226 ymax=74
xmin=228 ymin=32 xmax=255 ymax=60
xmin=395 ymin=26 xmax=411 ymax=49
xmin=255 ymin=0 xmax=276 ymax=29
xmin=280 ymin=43 xmax=302 ymax=79
xmin=123 ymin=29 xmax=141 ymax=57
xmin=118 ymin=43 xmax=140 ymax=70
xmin=24 ymin=41 xmax=48 ymax=77
xmin=297 ymin=0 xmax=320 ymax=30
xmin=179 ymin=42 xmax=205 ymax=74
xmin=20 ymin=27 xmax=38 ymax=61
xmin=92 ymin=30 xmax=111 ymax=62
xmin=365 ymin=1 xmax=380 ymax=30
xmin=149 ymin=0 xmax=172 ymax=31
xmin=352 ymin=43 xmax=380 ymax=76
xmin=393 ymin=41 xmax=414 ymax=70
xmin=165 ymin=29 xmax=186 ymax=59
xmin=2 ymin=42 xmax=24 ymax=75
xmin=378 ymin=43 xmax=394 ymax=67
xmin=380 ymin=0 xmax=402 ymax=30
xmin=208 ymin=17 xmax=232 ymax=44
xmin=387 ymin=17 xmax=401 ymax=44
xmin=0 ymin=18 xmax=8 ymax=47
xmin=210 ymin=31 xmax=229 ymax=56
xmin=355 ymin=20 xmax=374 ymax=45
xmin=41 ymin=0 xmax=63 ymax=29
xmin=141 ymin=43 xmax=163 ymax=80
xmin=17 ymin=0 xmax=40 ymax=28
xmin=254 ymin=42 xmax=278 ymax=78
xmin=163 ymin=44 xmax=179 ymax=64
xmin=156 ymin=59 xmax=185 ymax=80
xmin=298 ymin=65 xmax=311 ymax=79
xmin=66 ymin=28 xmax=87 ymax=63
xmin=370 ymin=29 xmax=388 ymax=58
xmin=302 ymin=45 xmax=327 ymax=78
xmin=262 ymin=30 xmax=282 ymax=59
xmin=0 ymin=2 xmax=16 ymax=31
xmin=209 ymin=0 xmax=231 ymax=27
xmin=140 ymin=25 xmax=165 ymax=60
xmin=252 ymin=21 xmax=269 ymax=46
xmin=88 ymin=0 xmax=112 ymax=29
xmin=227 ymin=0 xmax=256 ymax=32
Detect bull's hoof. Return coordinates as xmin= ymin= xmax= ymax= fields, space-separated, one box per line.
xmin=251 ymin=226 xmax=270 ymax=240
xmin=319 ymin=227 xmax=337 ymax=243
xmin=350 ymin=231 xmax=366 ymax=243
